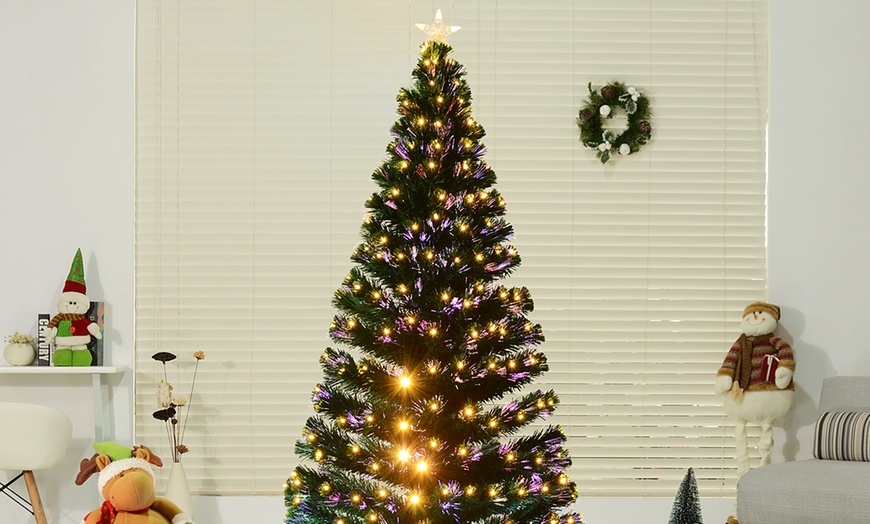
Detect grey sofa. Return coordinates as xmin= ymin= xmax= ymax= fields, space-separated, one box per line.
xmin=737 ymin=376 xmax=870 ymax=523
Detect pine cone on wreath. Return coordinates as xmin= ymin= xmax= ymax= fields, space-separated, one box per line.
xmin=639 ymin=120 xmax=652 ymax=134
xmin=601 ymin=84 xmax=617 ymax=101
xmin=579 ymin=107 xmax=596 ymax=122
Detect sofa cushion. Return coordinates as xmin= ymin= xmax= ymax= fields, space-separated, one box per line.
xmin=813 ymin=410 xmax=870 ymax=461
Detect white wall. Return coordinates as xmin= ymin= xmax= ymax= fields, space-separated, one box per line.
xmin=767 ymin=0 xmax=870 ymax=467
xmin=2 ymin=1 xmax=869 ymax=523
xmin=0 ymin=1 xmax=133 ymax=523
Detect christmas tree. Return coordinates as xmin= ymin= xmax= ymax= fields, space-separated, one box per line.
xmin=285 ymin=12 xmax=581 ymax=524
xmin=668 ymin=468 xmax=703 ymax=524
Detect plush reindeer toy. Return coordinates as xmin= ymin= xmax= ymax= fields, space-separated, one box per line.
xmin=75 ymin=442 xmax=193 ymax=524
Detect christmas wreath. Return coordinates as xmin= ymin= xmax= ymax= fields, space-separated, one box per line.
xmin=577 ymin=81 xmax=652 ymax=164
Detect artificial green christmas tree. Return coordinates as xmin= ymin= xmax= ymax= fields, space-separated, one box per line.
xmin=285 ymin=12 xmax=581 ymax=524
xmin=668 ymin=468 xmax=703 ymax=524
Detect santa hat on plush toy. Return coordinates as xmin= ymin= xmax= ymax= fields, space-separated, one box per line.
xmin=63 ymin=248 xmax=87 ymax=295
xmin=75 ymin=441 xmax=157 ymax=492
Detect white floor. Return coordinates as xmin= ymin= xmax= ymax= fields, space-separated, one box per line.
xmin=186 ymin=495 xmax=734 ymax=524
xmin=0 ymin=489 xmax=734 ymax=523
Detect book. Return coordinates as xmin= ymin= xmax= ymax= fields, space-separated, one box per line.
xmin=37 ymin=313 xmax=51 ymax=366
xmin=86 ymin=301 xmax=105 ymax=366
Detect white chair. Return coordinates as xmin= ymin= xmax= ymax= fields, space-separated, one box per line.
xmin=0 ymin=402 xmax=73 ymax=524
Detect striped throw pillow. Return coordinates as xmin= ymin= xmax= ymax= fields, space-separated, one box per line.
xmin=813 ymin=411 xmax=870 ymax=461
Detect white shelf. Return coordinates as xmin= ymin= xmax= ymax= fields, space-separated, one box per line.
xmin=0 ymin=365 xmax=121 ymax=374
xmin=0 ymin=365 xmax=125 ymax=441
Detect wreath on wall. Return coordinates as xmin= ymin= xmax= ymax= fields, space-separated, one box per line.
xmin=577 ymin=81 xmax=652 ymax=164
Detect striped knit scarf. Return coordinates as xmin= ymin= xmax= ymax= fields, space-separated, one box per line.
xmin=47 ymin=313 xmax=86 ymax=329
xmin=734 ymin=332 xmax=774 ymax=391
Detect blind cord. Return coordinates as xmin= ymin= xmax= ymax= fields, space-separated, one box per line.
xmin=249 ymin=0 xmax=260 ymax=489
xmin=719 ymin=0 xmax=732 ymax=495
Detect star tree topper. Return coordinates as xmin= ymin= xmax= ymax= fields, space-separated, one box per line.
xmin=415 ymin=9 xmax=461 ymax=43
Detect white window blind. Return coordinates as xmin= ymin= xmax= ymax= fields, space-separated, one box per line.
xmin=135 ymin=0 xmax=768 ymax=498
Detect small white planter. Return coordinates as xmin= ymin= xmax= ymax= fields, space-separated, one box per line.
xmin=4 ymin=342 xmax=36 ymax=366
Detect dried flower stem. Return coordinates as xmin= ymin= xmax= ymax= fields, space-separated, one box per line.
xmin=163 ymin=416 xmax=176 ymax=462
xmin=179 ymin=357 xmax=201 ymax=446
xmin=159 ymin=360 xmax=176 ymax=461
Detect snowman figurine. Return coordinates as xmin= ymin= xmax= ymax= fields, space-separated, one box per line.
xmin=46 ymin=248 xmax=102 ymax=366
xmin=714 ymin=302 xmax=795 ymax=475
xmin=714 ymin=302 xmax=795 ymax=476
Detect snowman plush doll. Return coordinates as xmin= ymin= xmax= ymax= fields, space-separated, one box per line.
xmin=714 ymin=301 xmax=795 ymax=476
xmin=46 ymin=248 xmax=102 ymax=366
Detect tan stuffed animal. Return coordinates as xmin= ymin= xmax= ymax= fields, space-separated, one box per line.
xmin=75 ymin=443 xmax=193 ymax=524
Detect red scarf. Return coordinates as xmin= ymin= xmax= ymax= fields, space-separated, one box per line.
xmin=89 ymin=500 xmax=149 ymax=523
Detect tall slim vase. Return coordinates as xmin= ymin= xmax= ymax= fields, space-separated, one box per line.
xmin=165 ymin=461 xmax=195 ymax=518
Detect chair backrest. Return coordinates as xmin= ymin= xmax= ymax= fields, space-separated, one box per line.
xmin=0 ymin=402 xmax=73 ymax=471
xmin=819 ymin=376 xmax=870 ymax=412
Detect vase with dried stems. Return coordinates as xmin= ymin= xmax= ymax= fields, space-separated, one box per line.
xmin=151 ymin=350 xmax=204 ymax=516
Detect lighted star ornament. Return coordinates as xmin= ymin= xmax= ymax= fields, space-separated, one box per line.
xmin=416 ymin=9 xmax=461 ymax=43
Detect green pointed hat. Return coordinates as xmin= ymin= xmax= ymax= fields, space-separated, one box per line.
xmin=62 ymin=248 xmax=87 ymax=295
